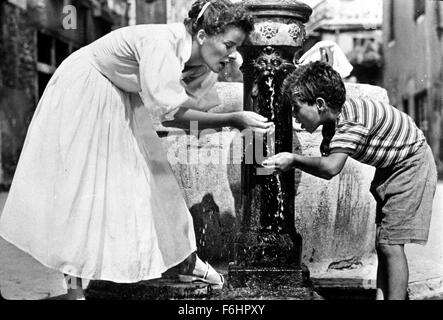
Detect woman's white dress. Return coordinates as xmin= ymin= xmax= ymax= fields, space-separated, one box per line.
xmin=0 ymin=23 xmax=221 ymax=283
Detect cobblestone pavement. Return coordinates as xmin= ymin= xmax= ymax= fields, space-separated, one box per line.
xmin=1 ymin=182 xmax=442 ymax=300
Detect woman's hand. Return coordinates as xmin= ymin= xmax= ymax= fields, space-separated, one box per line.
xmin=166 ymin=108 xmax=274 ymax=132
xmin=231 ymin=111 xmax=274 ymax=134
xmin=262 ymin=152 xmax=296 ymax=173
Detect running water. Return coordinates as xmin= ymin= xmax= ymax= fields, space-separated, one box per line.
xmin=264 ymin=76 xmax=285 ymax=231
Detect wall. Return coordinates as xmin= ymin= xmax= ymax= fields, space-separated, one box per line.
xmin=136 ymin=0 xmax=167 ymax=24
xmin=0 ymin=2 xmax=37 ymax=187
xmin=383 ymin=0 xmax=443 ymax=176
xmin=166 ymin=0 xmax=191 ymax=24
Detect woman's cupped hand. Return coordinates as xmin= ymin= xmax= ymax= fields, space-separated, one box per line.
xmin=231 ymin=111 xmax=274 ymax=134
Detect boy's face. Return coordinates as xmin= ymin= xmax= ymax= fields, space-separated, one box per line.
xmin=292 ymin=98 xmax=322 ymax=133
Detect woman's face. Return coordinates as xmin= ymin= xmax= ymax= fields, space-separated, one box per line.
xmin=199 ymin=26 xmax=247 ymax=73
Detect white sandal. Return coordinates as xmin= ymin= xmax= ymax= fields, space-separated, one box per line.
xmin=178 ymin=261 xmax=225 ymax=289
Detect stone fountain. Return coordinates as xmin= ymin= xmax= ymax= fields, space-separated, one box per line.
xmin=212 ymin=0 xmax=320 ymax=300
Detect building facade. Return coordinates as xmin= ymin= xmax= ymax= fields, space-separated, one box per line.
xmin=304 ymin=0 xmax=383 ymax=85
xmin=382 ymin=0 xmax=443 ymax=176
xmin=132 ymin=0 xmax=190 ymax=25
xmin=0 ymin=0 xmax=131 ymax=185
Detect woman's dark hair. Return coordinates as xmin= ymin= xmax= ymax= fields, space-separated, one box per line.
xmin=282 ymin=61 xmax=346 ymax=112
xmin=184 ymin=0 xmax=254 ymax=37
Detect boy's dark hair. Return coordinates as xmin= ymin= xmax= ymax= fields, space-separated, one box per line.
xmin=184 ymin=0 xmax=255 ymax=37
xmin=282 ymin=61 xmax=346 ymax=112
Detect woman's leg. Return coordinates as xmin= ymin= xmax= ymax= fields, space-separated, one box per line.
xmin=179 ymin=252 xmax=208 ymax=277
xmin=178 ymin=252 xmax=223 ymax=285
xmin=64 ymin=274 xmax=85 ymax=300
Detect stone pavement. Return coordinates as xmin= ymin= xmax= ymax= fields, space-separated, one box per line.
xmin=0 ymin=193 xmax=68 ymax=300
xmin=0 ymin=182 xmax=442 ymax=300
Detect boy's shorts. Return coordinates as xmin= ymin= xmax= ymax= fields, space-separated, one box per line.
xmin=370 ymin=142 xmax=437 ymax=245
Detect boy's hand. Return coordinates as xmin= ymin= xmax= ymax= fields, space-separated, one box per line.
xmin=262 ymin=152 xmax=296 ymax=173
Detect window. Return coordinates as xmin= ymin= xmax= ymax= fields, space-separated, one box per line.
xmin=414 ymin=0 xmax=425 ymax=21
xmin=414 ymin=90 xmax=428 ymax=135
xmin=37 ymin=72 xmax=53 ymax=98
xmin=37 ymin=32 xmax=53 ymax=65
xmin=55 ymin=40 xmax=70 ymax=66
xmin=388 ymin=0 xmax=395 ymax=42
xmin=93 ymin=17 xmax=112 ymax=39
xmin=37 ymin=32 xmax=72 ymax=99
xmin=37 ymin=32 xmax=56 ymax=99
xmin=437 ymin=0 xmax=443 ymax=38
xmin=353 ymin=38 xmax=375 ymax=49
xmin=77 ymin=5 xmax=89 ymax=45
xmin=402 ymin=97 xmax=409 ymax=115
xmin=353 ymin=38 xmax=364 ymax=48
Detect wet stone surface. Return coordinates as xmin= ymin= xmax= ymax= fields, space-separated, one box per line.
xmin=84 ymin=264 xmax=321 ymax=300
xmin=85 ymin=277 xmax=214 ymax=300
xmin=211 ymin=285 xmax=323 ymax=300
xmin=85 ymin=277 xmax=323 ymax=300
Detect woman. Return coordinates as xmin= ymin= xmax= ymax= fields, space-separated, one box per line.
xmin=0 ymin=0 xmax=271 ymax=300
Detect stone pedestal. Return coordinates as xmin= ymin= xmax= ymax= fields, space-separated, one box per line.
xmin=228 ymin=0 xmax=314 ymax=299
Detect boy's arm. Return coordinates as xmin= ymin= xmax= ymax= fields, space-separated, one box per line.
xmin=262 ymin=152 xmax=348 ymax=180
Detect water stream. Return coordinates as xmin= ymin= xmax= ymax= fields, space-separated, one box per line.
xmin=264 ymin=76 xmax=285 ymax=232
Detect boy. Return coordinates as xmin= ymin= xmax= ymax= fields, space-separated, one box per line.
xmin=262 ymin=61 xmax=438 ymax=300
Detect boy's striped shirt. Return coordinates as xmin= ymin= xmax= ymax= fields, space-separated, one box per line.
xmin=329 ymin=98 xmax=426 ymax=168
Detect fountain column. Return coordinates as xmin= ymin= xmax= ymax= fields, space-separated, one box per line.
xmin=227 ymin=0 xmax=315 ymax=297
